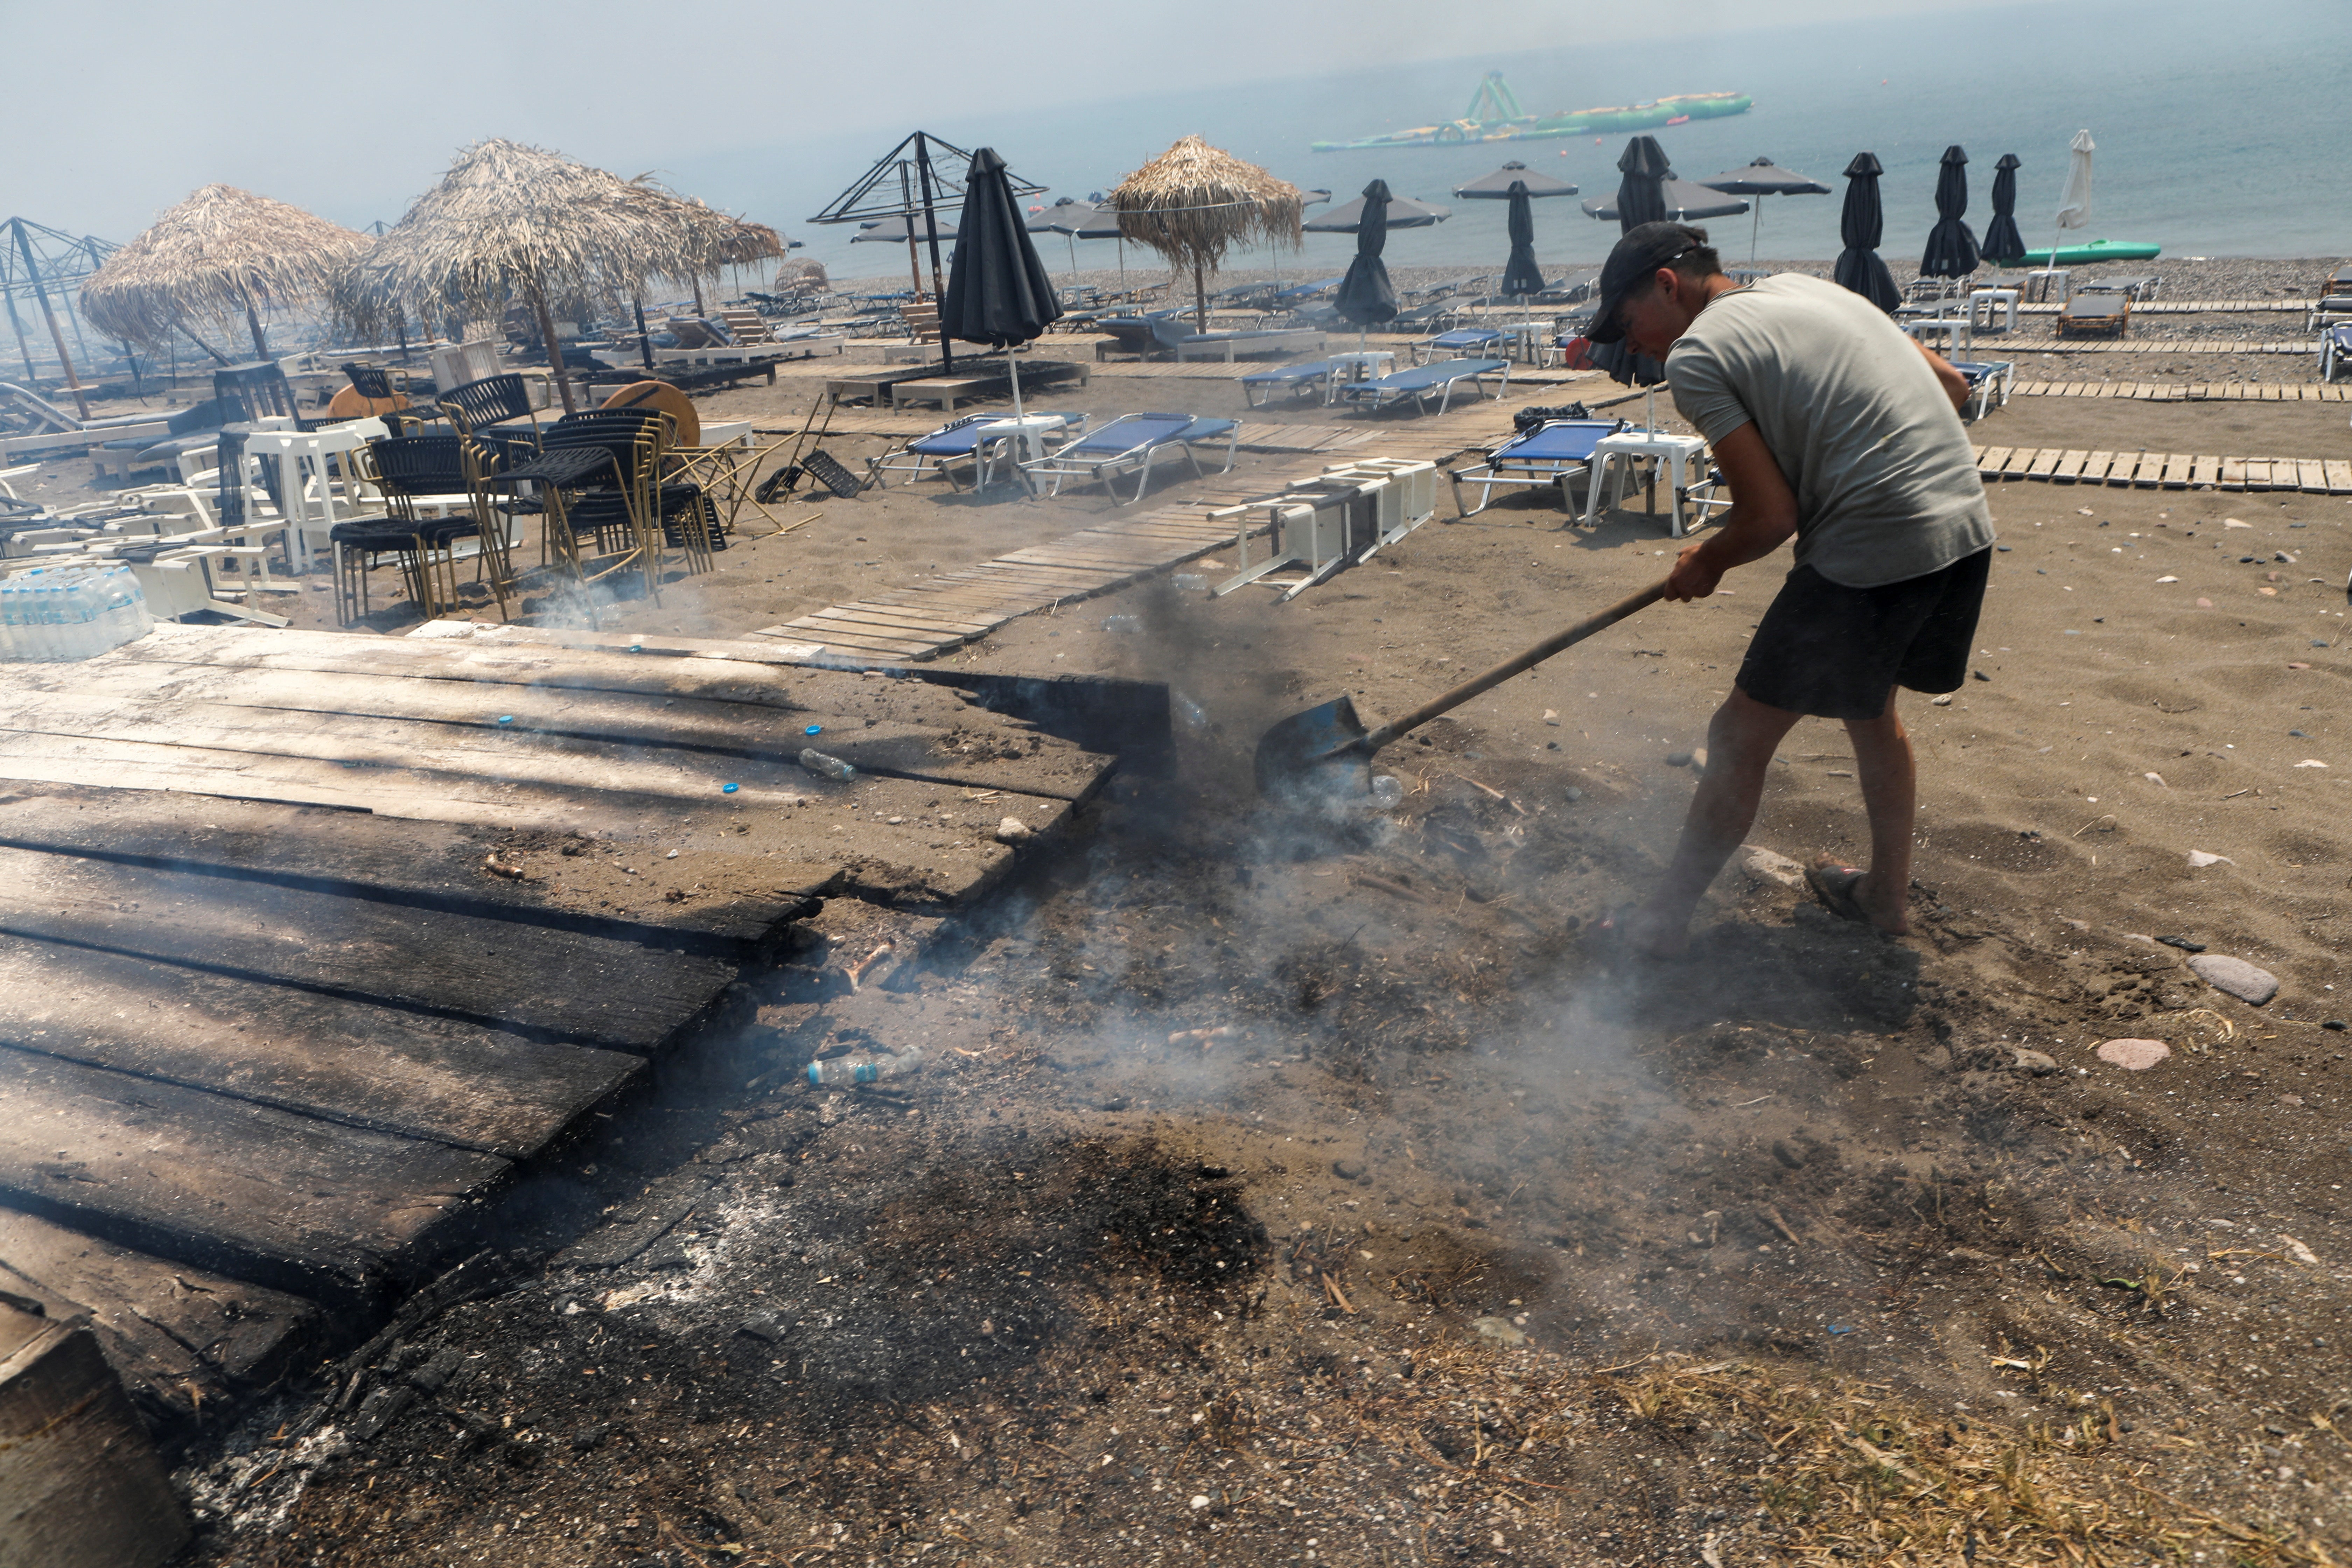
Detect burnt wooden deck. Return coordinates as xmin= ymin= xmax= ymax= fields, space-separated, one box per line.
xmin=0 ymin=623 xmax=1135 ymax=1432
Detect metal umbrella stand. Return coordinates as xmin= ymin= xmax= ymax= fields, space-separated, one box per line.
xmin=1331 ymin=179 xmax=1398 ymax=353
xmin=940 ymin=147 xmax=1064 ymax=479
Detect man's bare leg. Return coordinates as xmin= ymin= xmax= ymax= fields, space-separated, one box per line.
xmin=1623 ymin=687 xmax=1803 ymax=956
xmin=1841 ymin=689 xmax=1915 ymax=936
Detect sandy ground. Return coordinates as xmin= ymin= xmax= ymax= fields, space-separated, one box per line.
xmin=14 ymin=266 xmax=2352 ymax=1564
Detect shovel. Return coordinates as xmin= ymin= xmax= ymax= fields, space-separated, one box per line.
xmin=1255 ymin=578 xmax=1670 ymax=800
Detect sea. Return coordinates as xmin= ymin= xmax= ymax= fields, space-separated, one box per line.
xmin=667 ymin=0 xmax=2352 ymax=291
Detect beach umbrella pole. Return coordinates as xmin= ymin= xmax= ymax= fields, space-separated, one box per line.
xmin=527 ymin=279 xmax=577 ymax=415
xmin=12 ymin=218 xmax=90 ymax=417
xmin=635 ymin=297 xmax=656 ymax=373
xmin=243 ymin=284 xmax=268 ymax=360
xmin=2 ymin=288 xmax=36 ymax=384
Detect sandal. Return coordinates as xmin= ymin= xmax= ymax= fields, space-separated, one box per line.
xmin=1803 ymin=856 xmax=1871 ymax=925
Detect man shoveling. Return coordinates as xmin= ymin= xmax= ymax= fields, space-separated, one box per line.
xmin=1589 ymin=222 xmax=1993 ymax=957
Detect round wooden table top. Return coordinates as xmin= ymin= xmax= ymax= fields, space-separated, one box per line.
xmin=326 ymin=386 xmax=407 ymax=422
xmin=598 ymin=380 xmax=698 ymax=448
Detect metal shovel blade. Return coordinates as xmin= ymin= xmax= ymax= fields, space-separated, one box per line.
xmin=1254 ymin=693 xmax=1372 ymax=802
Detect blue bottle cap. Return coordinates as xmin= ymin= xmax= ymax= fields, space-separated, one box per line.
xmin=497 ymin=715 xmax=514 ymax=725
xmin=804 ymin=724 xmax=822 ymax=736
xmin=722 ymin=782 xmax=739 ymax=794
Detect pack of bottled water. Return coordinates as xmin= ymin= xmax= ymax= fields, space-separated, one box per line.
xmin=0 ymin=565 xmax=155 ymax=662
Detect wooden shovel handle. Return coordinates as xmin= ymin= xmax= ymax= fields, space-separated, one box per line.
xmin=1357 ymin=578 xmax=1671 ymax=754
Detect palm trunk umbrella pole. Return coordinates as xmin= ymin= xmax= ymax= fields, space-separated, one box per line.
xmin=528 ymin=279 xmax=577 ymax=414
xmin=12 ymin=218 xmax=89 ymax=418
xmin=635 ymin=297 xmax=656 ymax=372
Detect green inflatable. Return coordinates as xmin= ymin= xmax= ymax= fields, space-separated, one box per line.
xmin=2010 ymin=239 xmax=2162 ymax=266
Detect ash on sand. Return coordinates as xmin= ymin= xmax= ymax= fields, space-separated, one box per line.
xmin=176 ymin=624 xmax=2349 ymax=1565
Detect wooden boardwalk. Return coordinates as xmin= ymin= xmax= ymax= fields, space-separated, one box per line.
xmin=755 ymin=403 xmax=1518 ymax=661
xmin=0 ymin=625 xmax=1125 ymax=1426
xmin=1973 ymin=444 xmax=2352 ymax=493
xmin=2009 ymin=379 xmax=2352 ymax=402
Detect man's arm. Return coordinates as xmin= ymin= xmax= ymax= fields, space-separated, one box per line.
xmin=1913 ymin=338 xmax=1970 ymax=412
xmin=1662 ymin=421 xmax=1798 ymax=602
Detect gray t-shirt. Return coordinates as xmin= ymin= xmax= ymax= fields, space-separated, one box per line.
xmin=1665 ymin=273 xmax=1995 ymax=588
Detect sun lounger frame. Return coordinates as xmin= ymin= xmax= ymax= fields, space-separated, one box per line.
xmin=1445 ymin=418 xmax=1628 ymax=518
xmin=1339 ymin=357 xmax=1512 ymax=416
xmin=1017 ymin=413 xmax=1238 ymax=503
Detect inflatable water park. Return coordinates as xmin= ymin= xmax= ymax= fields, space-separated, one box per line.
xmin=1311 ymin=72 xmax=1751 ymax=153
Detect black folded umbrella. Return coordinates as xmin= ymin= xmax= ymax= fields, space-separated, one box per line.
xmin=1833 ymin=152 xmax=1901 ymax=312
xmin=942 ymin=146 xmax=1063 ymax=429
xmin=1920 ymin=145 xmax=1980 ymax=279
xmin=1587 ymin=136 xmax=1673 ymax=389
xmin=1981 ymin=153 xmax=2026 ymax=266
xmin=1332 ymin=179 xmax=1398 ymax=348
xmin=1499 ymin=182 xmax=1542 ymax=303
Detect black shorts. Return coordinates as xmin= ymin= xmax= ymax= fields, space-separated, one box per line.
xmin=1736 ymin=547 xmax=1991 ymax=721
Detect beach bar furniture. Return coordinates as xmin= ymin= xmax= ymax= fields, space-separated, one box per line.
xmin=2054 ymin=290 xmax=2129 ymax=337
xmin=1338 ymin=357 xmax=1511 ymax=416
xmin=2320 ymin=325 xmax=2352 ymax=383
xmin=1241 ymin=359 xmax=1341 ymax=406
xmin=1017 ymin=412 xmax=1238 ymax=502
xmin=866 ymin=411 xmax=1089 ymax=491
xmin=1412 ymin=326 xmax=1508 ymax=365
xmin=1446 ymin=418 xmax=1629 ymax=518
xmin=1147 ymin=319 xmax=1324 ymax=362
xmin=1967 ymin=287 xmax=2021 ymax=334
xmin=1210 ymin=459 xmax=1439 ymax=601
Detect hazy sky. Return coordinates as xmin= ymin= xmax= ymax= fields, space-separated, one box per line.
xmin=14 ymin=0 xmax=2037 ymax=241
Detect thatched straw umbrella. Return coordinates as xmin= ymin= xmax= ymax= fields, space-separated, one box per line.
xmin=1111 ymin=135 xmax=1301 ymax=332
xmin=334 ymin=139 xmax=744 ymax=413
xmin=80 ymin=184 xmax=369 ymax=359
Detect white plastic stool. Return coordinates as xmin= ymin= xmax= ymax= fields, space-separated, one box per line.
xmin=1968 ymin=288 xmax=2020 ymax=334
xmin=1583 ymin=432 xmax=1710 ymax=538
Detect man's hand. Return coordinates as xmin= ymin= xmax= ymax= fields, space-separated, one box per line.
xmin=1664 ymin=422 xmax=1798 ymax=603
xmin=1664 ymin=541 xmax=1724 ymax=602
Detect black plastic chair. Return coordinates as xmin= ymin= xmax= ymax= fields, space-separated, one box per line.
xmin=477 ymin=410 xmax=666 ymax=607
xmin=214 ymin=362 xmax=320 ymax=431
xmin=331 ymin=435 xmax=495 ymax=625
xmin=436 ymin=373 xmax=542 ymax=448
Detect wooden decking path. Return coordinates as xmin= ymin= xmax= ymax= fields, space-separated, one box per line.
xmin=0 ymin=625 xmax=1126 ymax=1427
xmin=754 ymin=401 xmax=1519 ymax=661
xmin=1965 ymin=338 xmax=2307 ymax=355
xmin=1973 ymin=444 xmax=2352 ymax=493
xmin=2009 ymin=379 xmax=2352 ymax=402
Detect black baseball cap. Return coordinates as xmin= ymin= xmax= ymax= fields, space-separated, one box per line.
xmin=1586 ymin=221 xmax=1710 ymax=343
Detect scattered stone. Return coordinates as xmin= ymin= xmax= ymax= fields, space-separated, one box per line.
xmin=2156 ymin=575 xmax=2178 ymax=583
xmin=2156 ymin=935 xmax=2206 ymax=953
xmin=2188 ymin=953 xmax=2280 ymax=1006
xmin=571 ymin=1423 xmax=612 ymax=1452
xmin=1690 ymin=746 xmax=1708 ymax=772
xmin=2196 ymin=597 xmax=2214 ymax=608
xmin=1770 ymin=1140 xmax=1806 ymax=1169
xmin=1931 ymin=694 xmax=1953 ymax=706
xmin=2058 ymin=917 xmax=2090 ymax=931
xmin=1099 ymin=1095 xmax=1131 ymax=1111
xmin=1471 ymin=1316 xmax=1527 ymax=1346
xmin=2324 ymin=1020 xmax=2347 ymax=1032
xmin=1666 ymin=750 xmax=1695 ymax=768
xmin=1332 ymin=1158 xmax=1366 ymax=1181
xmin=407 ymin=1346 xmax=465 ymax=1394
xmin=2010 ymin=1048 xmax=2061 ymax=1076
xmin=2144 ymin=771 xmax=2167 ymax=787
xmin=2185 ymin=850 xmax=2235 ymax=869
xmin=2096 ymin=1038 xmax=2171 ymax=1071
xmin=1563 ymin=786 xmax=1583 ymax=802
xmin=2225 ymin=518 xmax=2252 ymax=529
xmin=736 ymin=1312 xmax=787 ymax=1344
xmin=995 ymin=817 xmax=1033 ymax=844
xmin=1741 ymin=845 xmax=1807 ymax=889
xmin=2294 ymin=759 xmax=2330 ymax=769
xmin=1543 ymin=708 xmax=1561 ymax=726
xmin=2280 ymin=1235 xmax=2321 ymax=1267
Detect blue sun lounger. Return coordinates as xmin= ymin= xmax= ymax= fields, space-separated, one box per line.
xmin=1414 ymin=327 xmax=1508 ymax=364
xmin=1446 ymin=419 xmax=1629 ymax=518
xmin=1948 ymin=360 xmax=2014 ymax=420
xmin=1240 ymin=359 xmax=1339 ymax=407
xmin=1339 ymin=357 xmax=1511 ymax=416
xmin=1017 ymin=412 xmax=1239 ymax=502
xmin=866 ymin=411 xmax=1089 ymax=491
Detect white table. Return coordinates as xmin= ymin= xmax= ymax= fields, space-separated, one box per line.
xmin=1968 ymin=288 xmax=2021 ymax=334
xmin=1322 ymin=351 xmax=1394 ymax=404
xmin=240 ymin=419 xmax=387 ymax=569
xmin=1903 ymin=314 xmax=1973 ymax=355
xmin=1583 ymin=431 xmax=1712 ymax=538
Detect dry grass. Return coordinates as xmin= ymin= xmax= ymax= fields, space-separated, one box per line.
xmin=331 ymin=139 xmax=779 ymax=338
xmin=78 ymin=184 xmax=368 ymax=350
xmin=1109 ymin=135 xmax=1302 ymax=272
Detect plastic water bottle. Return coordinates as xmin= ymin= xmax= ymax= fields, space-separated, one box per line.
xmin=799 ymin=748 xmax=857 ymax=782
xmin=100 ymin=567 xmax=150 ymax=648
xmin=29 ymin=575 xmax=62 ymax=662
xmin=807 ymin=1047 xmax=923 ymax=1087
xmin=61 ymin=573 xmax=99 ymax=660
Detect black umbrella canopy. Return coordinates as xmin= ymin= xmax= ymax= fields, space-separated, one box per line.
xmin=854 ymin=212 xmax=959 ymax=243
xmin=1981 ymin=153 xmax=2026 ymax=265
xmin=943 ymin=148 xmax=1062 ymax=348
xmin=1698 ymin=157 xmax=1830 ymax=196
xmin=1304 ymin=192 xmax=1451 ymax=232
xmin=1333 ymin=180 xmax=1398 ymax=327
xmin=1454 ymin=160 xmax=1577 ymax=199
xmin=1920 ymin=144 xmax=1979 ymax=279
xmin=1833 ymin=152 xmax=1900 ymax=312
xmin=1580 ymin=178 xmax=1751 ymax=223
xmin=1500 ymin=183 xmax=1542 ymax=300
